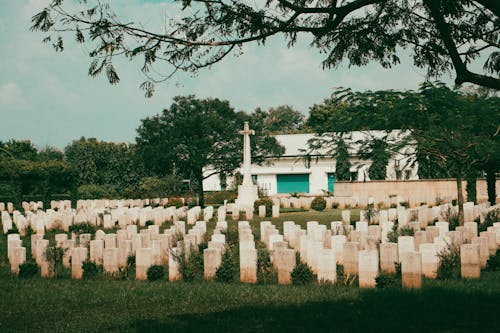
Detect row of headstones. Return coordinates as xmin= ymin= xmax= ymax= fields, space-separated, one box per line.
xmin=276 ymin=196 xmax=357 ymax=210
xmin=0 ymin=202 xmax=218 ymax=236
xmin=0 ymin=198 xmax=174 ymax=215
xmin=358 ymin=202 xmax=491 ymax=226
xmin=254 ymin=219 xmax=500 ymax=286
xmin=223 ymin=204 xmax=280 ymax=221
xmin=6 ymin=220 xmax=209 ymax=280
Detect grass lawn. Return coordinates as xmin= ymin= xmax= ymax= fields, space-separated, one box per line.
xmin=1 ymin=209 xmax=499 ymax=332
xmin=1 ymin=271 xmax=499 ymax=332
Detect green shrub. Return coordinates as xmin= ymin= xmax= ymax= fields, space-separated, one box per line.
xmin=291 ymin=263 xmax=314 ymax=285
xmin=437 ymin=245 xmax=461 ymax=280
xmin=387 ymin=222 xmax=414 ymax=243
xmin=78 ymin=184 xmax=117 ymax=199
xmin=145 ymin=220 xmax=154 ymax=227
xmin=205 ymin=191 xmax=238 ymax=205
xmin=127 ymin=255 xmax=136 ymax=267
xmin=18 ymin=262 xmax=38 ymax=278
xmin=223 ymin=227 xmax=240 ymax=246
xmin=147 ymin=265 xmax=166 ymax=281
xmin=69 ymin=222 xmax=96 ymax=235
xmin=82 ymin=261 xmax=99 ymax=279
xmin=311 ymin=197 xmax=326 ymax=211
xmin=254 ymin=197 xmax=273 ymax=217
xmin=175 ymin=246 xmax=204 ymax=282
xmin=376 ymin=273 xmax=401 ymax=288
xmin=332 ymin=202 xmax=339 ymax=209
xmin=216 ymin=249 xmax=238 ymax=283
xmin=479 ymin=208 xmax=499 ymax=232
xmin=486 ymin=250 xmax=500 ymax=271
xmin=257 ymin=246 xmax=277 ymax=284
xmin=335 ymin=264 xmax=358 ymax=286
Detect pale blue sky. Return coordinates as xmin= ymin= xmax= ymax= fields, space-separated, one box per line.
xmin=0 ymin=0 xmax=457 ymax=149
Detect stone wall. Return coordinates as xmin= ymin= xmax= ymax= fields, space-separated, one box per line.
xmin=330 ymin=178 xmax=499 ymax=207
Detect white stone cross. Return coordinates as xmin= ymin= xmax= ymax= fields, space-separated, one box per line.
xmin=238 ymin=122 xmax=255 ymax=187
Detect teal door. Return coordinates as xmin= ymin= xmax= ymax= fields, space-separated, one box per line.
xmin=327 ymin=173 xmax=336 ymax=193
xmin=277 ymin=174 xmax=310 ymax=193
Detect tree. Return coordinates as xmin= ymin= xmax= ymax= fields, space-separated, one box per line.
xmin=399 ymin=82 xmax=499 ymax=224
xmin=311 ymin=83 xmax=499 ymax=224
xmin=64 ymin=137 xmax=144 ymax=194
xmin=335 ymin=138 xmax=352 ymax=181
xmin=0 ymin=140 xmax=38 ymax=161
xmin=303 ymin=133 xmax=352 ymax=181
xmin=135 ymin=96 xmax=283 ymax=207
xmin=265 ymin=106 xmax=305 ymax=133
xmin=31 ymin=1 xmax=499 ymax=95
xmin=357 ymin=137 xmax=391 ymax=180
xmin=38 ymin=146 xmax=64 ymax=162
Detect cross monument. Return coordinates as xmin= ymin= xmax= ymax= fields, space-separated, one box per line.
xmin=235 ymin=122 xmax=258 ymax=210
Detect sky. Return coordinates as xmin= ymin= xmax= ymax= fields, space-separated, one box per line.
xmin=0 ymin=0 xmax=458 ymax=149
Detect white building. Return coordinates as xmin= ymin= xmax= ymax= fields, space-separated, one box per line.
xmin=203 ymin=130 xmax=418 ymax=195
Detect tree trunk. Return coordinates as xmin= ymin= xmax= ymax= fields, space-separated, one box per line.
xmin=456 ymin=176 xmax=464 ymax=226
xmin=198 ymin=172 xmax=205 ymax=208
xmin=486 ymin=164 xmax=497 ymax=206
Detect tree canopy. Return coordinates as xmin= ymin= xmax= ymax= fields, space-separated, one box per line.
xmin=305 ymin=82 xmax=500 ymax=222
xmin=135 ymin=95 xmax=284 ymax=206
xmin=31 ymin=1 xmax=499 ymax=93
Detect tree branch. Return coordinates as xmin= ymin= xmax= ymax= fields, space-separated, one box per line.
xmin=425 ymin=0 xmax=500 ymax=90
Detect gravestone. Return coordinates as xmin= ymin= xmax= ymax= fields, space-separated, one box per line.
xmin=460 ymin=244 xmax=480 ymax=279
xmin=358 ymin=250 xmax=378 ymax=288
xmin=401 ymin=251 xmax=422 ymax=288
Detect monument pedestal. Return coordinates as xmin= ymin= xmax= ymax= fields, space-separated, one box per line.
xmin=235 ymin=184 xmax=258 ymax=211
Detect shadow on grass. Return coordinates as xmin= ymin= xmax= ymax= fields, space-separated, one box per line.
xmin=130 ymin=287 xmax=500 ymax=333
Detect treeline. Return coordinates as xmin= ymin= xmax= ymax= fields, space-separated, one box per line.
xmin=0 ymin=85 xmax=498 ymax=211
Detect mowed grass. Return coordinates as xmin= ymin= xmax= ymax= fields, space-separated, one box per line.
xmin=1 ymin=272 xmax=500 ymax=332
xmin=1 ymin=209 xmax=500 ymax=332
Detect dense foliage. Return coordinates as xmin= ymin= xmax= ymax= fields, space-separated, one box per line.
xmin=136 ymin=96 xmax=283 ymax=206
xmin=31 ymin=1 xmax=499 ymax=93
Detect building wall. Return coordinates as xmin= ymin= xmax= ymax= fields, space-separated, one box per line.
xmin=202 ymin=154 xmax=417 ymax=195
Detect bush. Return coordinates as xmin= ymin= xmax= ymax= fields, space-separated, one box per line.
xmin=145 ymin=220 xmax=154 ymax=227
xmin=386 ymin=223 xmax=414 ymax=243
xmin=216 ymin=249 xmax=238 ymax=283
xmin=78 ymin=184 xmax=117 ymax=199
xmin=479 ymin=208 xmax=499 ymax=232
xmin=437 ymin=245 xmax=461 ymax=280
xmin=82 ymin=261 xmax=99 ymax=279
xmin=69 ymin=222 xmax=96 ymax=235
xmin=486 ymin=250 xmax=500 ymax=271
xmin=335 ymin=264 xmax=358 ymax=286
xmin=311 ymin=197 xmax=326 ymax=211
xmin=254 ymin=198 xmax=273 ymax=217
xmin=376 ymin=273 xmax=401 ymax=289
xmin=221 ymin=228 xmax=239 ymax=247
xmin=205 ymin=191 xmax=238 ymax=205
xmin=291 ymin=263 xmax=314 ymax=285
xmin=175 ymin=246 xmax=204 ymax=282
xmin=376 ymin=263 xmax=401 ymax=288
xmin=443 ymin=207 xmax=460 ymax=231
xmin=18 ymin=262 xmax=38 ymax=278
xmin=257 ymin=246 xmax=277 ymax=284
xmin=147 ymin=265 xmax=166 ymax=281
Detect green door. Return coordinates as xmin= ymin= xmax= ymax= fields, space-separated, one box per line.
xmin=277 ymin=174 xmax=309 ymax=193
xmin=327 ymin=173 xmax=337 ymax=193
